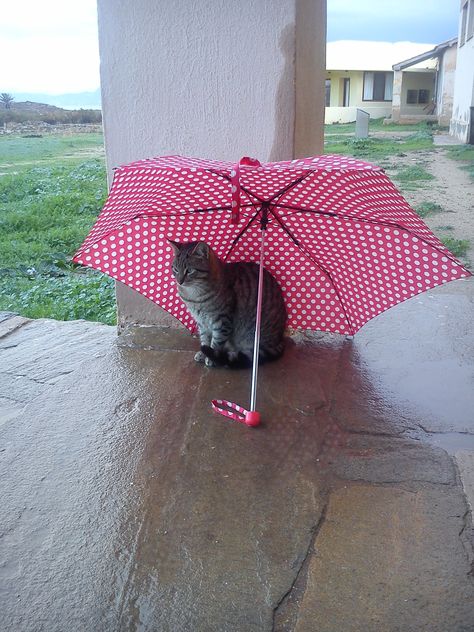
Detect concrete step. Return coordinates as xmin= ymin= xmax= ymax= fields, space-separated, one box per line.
xmin=1 ymin=279 xmax=473 ymax=631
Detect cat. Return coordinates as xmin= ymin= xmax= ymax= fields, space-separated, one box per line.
xmin=169 ymin=240 xmax=287 ymax=368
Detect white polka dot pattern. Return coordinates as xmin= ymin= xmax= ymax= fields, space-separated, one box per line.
xmin=73 ymin=154 xmax=471 ymax=335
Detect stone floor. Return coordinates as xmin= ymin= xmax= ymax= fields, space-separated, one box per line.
xmin=1 ymin=277 xmax=474 ymax=631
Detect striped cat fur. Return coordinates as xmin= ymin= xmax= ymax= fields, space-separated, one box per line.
xmin=169 ymin=241 xmax=287 ymax=368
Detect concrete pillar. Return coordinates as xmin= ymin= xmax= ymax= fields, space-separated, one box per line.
xmin=391 ymin=69 xmax=403 ymax=122
xmin=97 ymin=0 xmax=326 ymax=328
xmin=437 ymin=46 xmax=456 ymax=127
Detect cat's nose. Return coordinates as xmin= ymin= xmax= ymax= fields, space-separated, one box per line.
xmin=176 ymin=272 xmax=187 ymax=285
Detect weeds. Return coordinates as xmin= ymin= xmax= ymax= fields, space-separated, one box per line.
xmin=0 ymin=133 xmax=104 ymax=173
xmin=393 ymin=165 xmax=434 ymax=182
xmin=0 ymin=273 xmax=116 ymax=324
xmin=414 ymin=201 xmax=444 ymax=218
xmin=324 ymin=122 xmax=434 ymax=163
xmin=392 ymin=165 xmax=435 ymax=190
xmin=0 ymin=140 xmax=115 ymax=324
xmin=439 ymin=236 xmax=470 ymax=260
xmin=446 ymin=145 xmax=474 ymax=182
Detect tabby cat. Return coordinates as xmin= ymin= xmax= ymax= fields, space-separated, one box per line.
xmin=169 ymin=241 xmax=287 ymax=367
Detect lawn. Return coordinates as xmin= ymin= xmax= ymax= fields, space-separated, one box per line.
xmin=324 ymin=121 xmax=434 ymax=162
xmin=446 ymin=144 xmax=474 ymax=181
xmin=0 ymin=134 xmax=116 ymax=325
xmin=0 ymin=133 xmax=104 ymax=173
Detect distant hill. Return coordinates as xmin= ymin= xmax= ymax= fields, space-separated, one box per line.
xmin=0 ymin=99 xmax=102 ymax=126
xmin=9 ymin=101 xmax=66 ymax=114
xmin=11 ymin=89 xmax=101 ymax=110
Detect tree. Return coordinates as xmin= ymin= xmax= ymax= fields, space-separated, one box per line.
xmin=0 ymin=93 xmax=14 ymax=109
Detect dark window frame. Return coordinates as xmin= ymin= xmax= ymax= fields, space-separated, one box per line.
xmin=362 ymin=71 xmax=392 ymax=102
xmin=325 ymin=78 xmax=331 ymax=107
xmin=406 ymin=89 xmax=430 ymax=105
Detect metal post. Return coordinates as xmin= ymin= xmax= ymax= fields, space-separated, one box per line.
xmin=249 ymin=227 xmax=266 ymax=412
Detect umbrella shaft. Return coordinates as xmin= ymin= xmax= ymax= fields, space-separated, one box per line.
xmin=250 ymin=229 xmax=266 ymax=412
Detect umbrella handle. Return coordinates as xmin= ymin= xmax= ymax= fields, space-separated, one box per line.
xmin=211 ymin=400 xmax=261 ymax=427
xmin=249 ymin=227 xmax=265 ymax=412
xmin=210 ymin=223 xmax=265 ymax=429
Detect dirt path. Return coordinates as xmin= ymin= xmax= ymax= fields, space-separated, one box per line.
xmin=384 ymin=147 xmax=474 ymax=267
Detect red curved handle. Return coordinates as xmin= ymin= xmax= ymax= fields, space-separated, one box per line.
xmin=211 ymin=399 xmax=261 ymax=427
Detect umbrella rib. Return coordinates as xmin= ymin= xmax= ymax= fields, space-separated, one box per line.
xmin=207 ymin=168 xmax=315 ymax=206
xmin=222 ymin=210 xmax=261 ymax=261
xmin=128 ymin=204 xmax=258 ymax=222
xmin=269 ymin=208 xmax=356 ymax=334
xmin=207 ymin=169 xmax=265 ymax=204
xmin=268 ymin=171 xmax=315 ymax=204
xmin=274 ymin=204 xmax=462 ymax=266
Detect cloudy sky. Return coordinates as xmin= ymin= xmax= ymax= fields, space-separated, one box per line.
xmin=1 ymin=0 xmax=461 ymax=95
xmin=327 ymin=0 xmax=459 ymax=43
xmin=1 ymin=0 xmax=99 ymax=94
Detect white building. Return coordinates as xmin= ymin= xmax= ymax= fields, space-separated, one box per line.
xmin=325 ymin=41 xmax=436 ymax=124
xmin=450 ymin=0 xmax=474 ymax=143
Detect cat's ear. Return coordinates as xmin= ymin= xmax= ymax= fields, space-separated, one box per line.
xmin=167 ymin=239 xmax=181 ymax=255
xmin=191 ymin=242 xmax=210 ymax=259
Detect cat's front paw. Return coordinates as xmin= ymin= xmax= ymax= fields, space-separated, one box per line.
xmin=194 ymin=350 xmax=206 ymax=363
xmin=204 ymin=356 xmax=216 ymax=367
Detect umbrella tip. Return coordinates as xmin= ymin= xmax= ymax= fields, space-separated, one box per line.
xmin=245 ymin=411 xmax=261 ymax=427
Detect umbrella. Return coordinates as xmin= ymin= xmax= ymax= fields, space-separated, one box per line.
xmin=73 ymin=154 xmax=471 ymax=426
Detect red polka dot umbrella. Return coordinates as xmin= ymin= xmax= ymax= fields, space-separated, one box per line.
xmin=73 ymin=154 xmax=471 ymax=425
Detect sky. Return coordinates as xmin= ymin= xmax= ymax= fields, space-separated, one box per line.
xmin=1 ymin=0 xmax=99 ymax=94
xmin=327 ymin=0 xmax=459 ymax=43
xmin=1 ymin=0 xmax=461 ymax=96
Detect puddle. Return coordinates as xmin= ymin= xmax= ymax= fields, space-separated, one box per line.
xmin=423 ymin=431 xmax=474 ymax=455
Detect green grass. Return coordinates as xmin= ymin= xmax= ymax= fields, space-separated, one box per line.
xmin=324 ymin=124 xmax=434 ymax=163
xmin=446 ymin=145 xmax=474 ymax=161
xmin=445 ymin=145 xmax=474 ymax=182
xmin=439 ymin=237 xmax=470 ymax=260
xmin=324 ymin=119 xmax=439 ymax=135
xmin=0 ymin=273 xmax=116 ymax=323
xmin=0 ymin=136 xmax=116 ymax=325
xmin=391 ymin=165 xmax=435 ymax=191
xmin=414 ymin=201 xmax=444 ymax=218
xmin=0 ymin=133 xmax=104 ymax=174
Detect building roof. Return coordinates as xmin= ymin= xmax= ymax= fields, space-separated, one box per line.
xmin=392 ymin=37 xmax=458 ymax=70
xmin=326 ymin=40 xmax=437 ymax=72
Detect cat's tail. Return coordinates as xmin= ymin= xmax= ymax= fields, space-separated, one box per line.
xmin=200 ymin=345 xmax=252 ymax=369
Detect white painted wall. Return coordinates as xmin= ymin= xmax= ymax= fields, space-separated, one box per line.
xmin=325 ymin=105 xmax=392 ymax=124
xmin=436 ymin=45 xmax=457 ymax=126
xmin=97 ymin=0 xmax=326 ymax=327
xmin=450 ymin=4 xmax=474 ymax=142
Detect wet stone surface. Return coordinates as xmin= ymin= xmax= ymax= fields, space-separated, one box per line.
xmin=1 ymin=280 xmax=474 ymax=632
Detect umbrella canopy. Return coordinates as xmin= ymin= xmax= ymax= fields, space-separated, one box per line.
xmin=73 ymin=154 xmax=470 ymax=337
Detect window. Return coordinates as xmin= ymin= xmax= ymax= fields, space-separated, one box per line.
xmin=406 ymin=89 xmax=430 ymax=105
xmin=418 ymin=89 xmax=430 ymax=104
xmin=363 ymin=72 xmax=393 ymax=101
xmin=342 ymin=78 xmax=350 ymax=107
xmin=406 ymin=90 xmax=417 ymax=104
xmin=325 ymin=79 xmax=331 ymax=107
